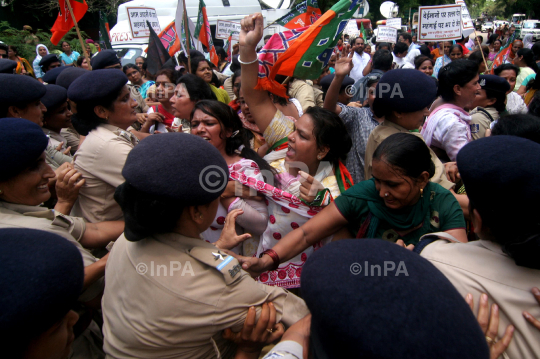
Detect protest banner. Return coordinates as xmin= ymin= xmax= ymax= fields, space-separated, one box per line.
xmin=126 ymin=7 xmax=160 ymax=38
xmin=386 ymin=18 xmax=402 ymax=30
xmin=455 ymin=0 xmax=474 ymax=37
xmin=344 ymin=19 xmax=360 ymax=36
xmin=215 ymin=20 xmax=241 ymax=40
xmin=377 ymin=25 xmax=398 ymax=43
xmin=418 ymin=4 xmax=462 ymax=41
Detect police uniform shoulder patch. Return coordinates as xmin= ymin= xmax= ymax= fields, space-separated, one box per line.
xmin=470 ymin=123 xmax=480 ymax=134
xmin=188 ymin=247 xmax=244 ymax=285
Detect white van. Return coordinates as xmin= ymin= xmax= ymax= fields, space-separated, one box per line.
xmin=522 ymin=20 xmax=540 ymax=41
xmin=110 ymin=0 xmax=287 ymax=65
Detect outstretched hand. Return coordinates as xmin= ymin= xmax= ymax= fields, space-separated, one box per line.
xmin=240 ymin=13 xmax=264 ymax=50
xmin=334 ymin=44 xmax=354 ymax=77
xmin=215 ymin=209 xmax=252 ymax=250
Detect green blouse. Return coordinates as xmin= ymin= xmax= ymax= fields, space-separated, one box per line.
xmin=334 ymin=179 xmax=465 ymax=245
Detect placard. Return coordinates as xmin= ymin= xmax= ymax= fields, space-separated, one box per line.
xmin=377 ymin=25 xmax=398 ymax=43
xmin=418 ymin=5 xmax=462 ymax=41
xmin=126 ymin=7 xmax=160 ymax=38
xmin=216 ymin=20 xmax=241 ymax=40
xmin=386 ymin=18 xmax=402 ymax=30
xmin=455 ymin=0 xmax=475 ymax=37
xmin=344 ymin=19 xmax=360 ymax=36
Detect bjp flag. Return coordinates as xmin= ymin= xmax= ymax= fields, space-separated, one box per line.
xmin=51 ymin=0 xmax=88 ymax=45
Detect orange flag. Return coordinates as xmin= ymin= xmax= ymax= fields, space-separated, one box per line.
xmin=51 ymin=0 xmax=88 ymax=45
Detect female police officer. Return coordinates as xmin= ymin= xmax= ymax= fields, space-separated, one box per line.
xmin=102 ymin=133 xmax=308 ymax=359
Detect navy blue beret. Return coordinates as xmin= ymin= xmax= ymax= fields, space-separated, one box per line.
xmin=121 ymin=133 xmax=229 ymax=203
xmin=0 ymin=74 xmax=46 ymax=106
xmin=38 ymin=54 xmax=60 ymax=68
xmin=319 ymin=74 xmax=355 ymax=93
xmin=302 ymin=239 xmax=489 ymax=358
xmin=0 ymin=118 xmax=49 ymax=181
xmin=90 ymin=49 xmax=121 ymax=70
xmin=67 ymin=69 xmax=127 ymax=104
xmin=41 ymin=84 xmax=67 ymax=112
xmin=372 ymin=69 xmax=437 ymax=118
xmin=0 ymin=228 xmax=83 ymax=341
xmin=0 ymin=59 xmax=17 ymax=74
xmin=479 ymin=74 xmax=510 ymax=94
xmin=42 ymin=66 xmax=68 ymax=84
xmin=56 ymin=67 xmax=88 ymax=90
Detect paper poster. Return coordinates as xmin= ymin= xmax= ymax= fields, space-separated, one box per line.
xmin=126 ymin=7 xmax=160 ymax=38
xmin=386 ymin=18 xmax=402 ymax=30
xmin=418 ymin=4 xmax=462 ymax=41
xmin=216 ymin=20 xmax=241 ymax=40
xmin=377 ymin=25 xmax=398 ymax=43
xmin=344 ymin=19 xmax=360 ymax=36
xmin=455 ymin=0 xmax=475 ymax=37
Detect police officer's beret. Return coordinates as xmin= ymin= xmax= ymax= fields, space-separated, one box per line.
xmin=479 ymin=74 xmax=510 ymax=94
xmin=90 ymin=49 xmax=121 ymax=70
xmin=0 ymin=228 xmax=83 ymax=341
xmin=301 ymin=239 xmax=490 ymax=358
xmin=319 ymin=74 xmax=355 ymax=93
xmin=372 ymin=69 xmax=437 ymax=118
xmin=56 ymin=67 xmax=88 ymax=90
xmin=38 ymin=54 xmax=60 ymax=68
xmin=67 ymin=69 xmax=128 ymax=104
xmin=0 ymin=59 xmax=17 ymax=74
xmin=0 ymin=118 xmax=49 ymax=181
xmin=0 ymin=74 xmax=46 ymax=106
xmin=41 ymin=84 xmax=67 ymax=112
xmin=121 ymin=133 xmax=229 ymax=203
xmin=42 ymin=66 xmax=68 ymax=84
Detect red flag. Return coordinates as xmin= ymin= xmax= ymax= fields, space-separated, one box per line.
xmin=51 ymin=0 xmax=88 ymax=45
xmin=195 ymin=0 xmax=218 ymax=66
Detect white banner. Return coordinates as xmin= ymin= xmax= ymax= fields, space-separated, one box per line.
xmin=216 ymin=20 xmax=241 ymax=40
xmin=386 ymin=18 xmax=402 ymax=30
xmin=377 ymin=25 xmax=398 ymax=43
xmin=126 ymin=7 xmax=161 ymax=38
xmin=455 ymin=0 xmax=475 ymax=37
xmin=344 ymin=20 xmax=360 ymax=36
xmin=418 ymin=4 xmax=462 ymax=41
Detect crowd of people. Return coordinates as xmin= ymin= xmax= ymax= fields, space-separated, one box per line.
xmin=0 ymin=12 xmax=540 ymax=359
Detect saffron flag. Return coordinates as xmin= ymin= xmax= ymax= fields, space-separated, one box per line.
xmin=274 ymin=0 xmax=321 ymax=30
xmin=258 ymin=0 xmax=361 ymax=98
xmin=51 ymin=0 xmax=88 ymax=45
xmin=490 ymin=31 xmax=517 ymax=74
xmin=194 ymin=0 xmax=218 ymax=66
xmin=224 ymin=33 xmax=233 ymax=62
xmin=158 ymin=21 xmax=182 ymax=57
xmin=98 ymin=11 xmax=112 ymax=50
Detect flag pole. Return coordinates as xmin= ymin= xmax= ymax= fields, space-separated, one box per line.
xmin=182 ymin=0 xmax=192 ymax=73
xmin=65 ymin=0 xmax=92 ymax=70
xmin=472 ymin=28 xmax=489 ymax=73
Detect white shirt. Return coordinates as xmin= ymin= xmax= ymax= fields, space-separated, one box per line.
xmin=350 ymin=51 xmax=371 ymax=82
xmin=506 ymin=91 xmax=528 ymax=115
xmin=392 ymin=53 xmax=407 ymax=68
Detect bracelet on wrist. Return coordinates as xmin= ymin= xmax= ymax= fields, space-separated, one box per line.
xmin=238 ymin=56 xmax=259 ymax=65
xmin=259 ymin=249 xmax=280 ymax=271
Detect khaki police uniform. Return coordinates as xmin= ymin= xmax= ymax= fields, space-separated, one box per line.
xmin=421 ymin=238 xmax=540 ymax=359
xmin=469 ymin=106 xmax=499 ymax=140
xmin=102 ymin=233 xmax=310 ymax=359
xmin=288 ymin=79 xmax=316 ymax=113
xmin=72 ymin=124 xmax=138 ymax=223
xmin=364 ymin=120 xmax=454 ymax=190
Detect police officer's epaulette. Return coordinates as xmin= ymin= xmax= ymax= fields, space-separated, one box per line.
xmin=116 ymin=129 xmax=139 ymax=145
xmin=188 ymin=247 xmax=244 ymax=285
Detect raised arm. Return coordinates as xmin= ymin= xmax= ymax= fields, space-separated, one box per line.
xmin=323 ymin=47 xmax=354 ymax=115
xmin=240 ymin=13 xmax=277 ymax=133
xmin=239 ymin=202 xmax=348 ymax=277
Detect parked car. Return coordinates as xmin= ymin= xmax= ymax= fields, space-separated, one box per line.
xmin=522 ymin=20 xmax=540 ymax=41
xmin=482 ymin=22 xmax=493 ymax=32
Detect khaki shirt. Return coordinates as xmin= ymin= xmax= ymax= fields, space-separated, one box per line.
xmin=128 ymin=84 xmax=149 ymax=114
xmin=72 ymin=124 xmax=138 ymax=223
xmin=102 ymin=233 xmax=309 ymax=359
xmin=0 ymin=202 xmax=103 ymax=302
xmin=469 ymin=107 xmax=499 ymax=140
xmin=421 ymin=239 xmax=540 ymax=359
xmin=364 ymin=120 xmax=454 ymax=190
xmin=313 ymin=87 xmax=324 ymax=108
xmin=61 ymin=125 xmax=81 ymax=154
xmin=288 ymin=79 xmax=316 ymax=113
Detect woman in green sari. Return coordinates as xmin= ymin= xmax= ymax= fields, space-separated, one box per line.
xmin=239 ymin=133 xmax=467 ymax=277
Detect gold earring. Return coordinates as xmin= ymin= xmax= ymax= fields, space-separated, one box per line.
xmin=420 ymin=188 xmax=424 ymax=197
xmin=317 ymin=155 xmax=322 ymax=160
xmin=0 ymin=189 xmax=3 ymax=195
